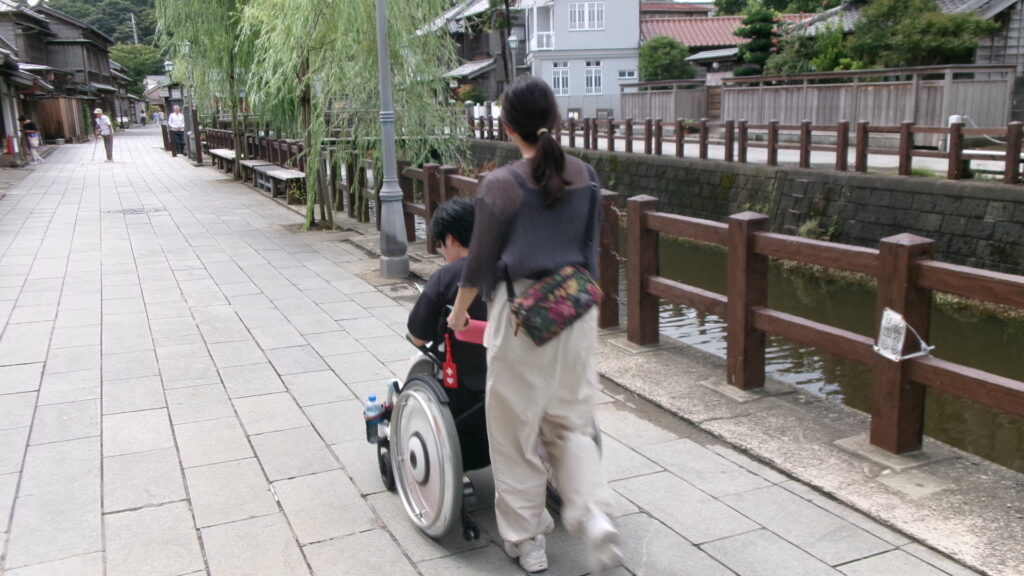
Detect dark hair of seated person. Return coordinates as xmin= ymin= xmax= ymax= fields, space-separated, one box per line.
xmin=430 ymin=197 xmax=475 ymax=248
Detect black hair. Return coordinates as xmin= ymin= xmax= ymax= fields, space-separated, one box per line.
xmin=501 ymin=76 xmax=566 ymax=205
xmin=17 ymin=116 xmax=26 ymax=122
xmin=430 ymin=197 xmax=475 ymax=248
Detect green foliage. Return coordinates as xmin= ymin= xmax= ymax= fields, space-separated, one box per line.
xmin=846 ymin=0 xmax=1000 ymax=67
xmin=715 ymin=0 xmax=840 ymax=15
xmin=764 ymin=20 xmax=867 ymax=74
xmin=109 ymin=43 xmax=162 ymax=95
xmin=735 ymin=7 xmax=778 ymax=76
xmin=639 ymin=36 xmax=697 ymax=82
xmin=45 ymin=0 xmax=157 ymax=45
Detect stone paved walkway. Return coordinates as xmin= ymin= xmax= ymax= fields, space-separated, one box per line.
xmin=0 ymin=126 xmax=980 ymax=575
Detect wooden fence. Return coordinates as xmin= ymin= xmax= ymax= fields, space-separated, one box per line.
xmin=620 ymin=80 xmax=709 ymax=123
xmin=615 ymin=196 xmax=1024 ymax=454
xmin=468 ymin=116 xmax=1024 ymax=184
xmin=722 ymin=65 xmax=1016 ymax=147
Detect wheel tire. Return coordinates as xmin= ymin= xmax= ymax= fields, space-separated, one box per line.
xmin=545 ymin=414 xmax=603 ymax=511
xmin=378 ymin=442 xmax=396 ymax=492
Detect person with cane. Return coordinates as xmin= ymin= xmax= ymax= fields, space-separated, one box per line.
xmin=93 ymin=108 xmax=114 ymax=162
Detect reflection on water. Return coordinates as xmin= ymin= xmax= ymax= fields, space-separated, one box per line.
xmin=656 ymin=238 xmax=1024 ymax=473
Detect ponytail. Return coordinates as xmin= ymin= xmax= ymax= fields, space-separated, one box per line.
xmin=532 ymin=130 xmax=566 ymax=206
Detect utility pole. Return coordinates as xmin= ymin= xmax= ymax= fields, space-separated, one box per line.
xmin=130 ymin=13 xmax=138 ymax=45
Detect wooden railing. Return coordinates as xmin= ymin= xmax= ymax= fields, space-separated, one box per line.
xmin=620 ymin=195 xmax=1024 ymax=454
xmin=469 ymin=116 xmax=1024 ymax=184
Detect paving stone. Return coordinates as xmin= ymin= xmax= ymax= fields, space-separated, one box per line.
xmin=708 ymin=444 xmax=789 ymax=485
xmin=303 ymin=400 xmax=364 ymax=444
xmin=102 ymin=350 xmax=159 ymax=381
xmin=303 ymin=330 xmax=364 ymax=357
xmin=249 ymin=426 xmax=338 ymax=481
xmin=838 ymin=549 xmax=948 ymax=576
xmin=285 ymin=312 xmax=342 ymax=335
xmin=324 ymin=351 xmax=393 ymax=384
xmin=614 ymin=513 xmax=733 ymax=576
xmin=721 ymin=486 xmax=892 ymax=565
xmin=202 ymin=513 xmax=311 ymax=576
xmin=899 ymin=543 xmax=982 ymax=576
xmin=49 ymin=324 xmax=101 ymax=349
xmin=4 ymin=552 xmax=103 ymax=576
xmin=0 ymin=471 xmax=18 ymax=532
xmin=0 ymin=391 xmax=36 ymax=430
xmin=160 ymin=355 xmax=221 ymax=386
xmin=8 ymin=304 xmax=57 ymax=324
xmin=220 ymin=362 xmax=286 ymax=398
xmin=103 ymin=409 xmax=175 ymax=457
xmin=175 ymin=416 xmax=254 ymax=468
xmin=416 ymin=544 xmax=523 ymax=576
xmin=233 ymin=392 xmax=308 ymax=434
xmin=359 ymin=333 xmax=416 ymax=363
xmin=779 ymin=481 xmax=911 ymax=547
xmin=264 ymin=344 xmax=329 ymax=375
xmin=0 ymin=321 xmax=53 ymax=365
xmin=612 ymin=471 xmax=757 ymax=544
xmin=320 ymin=301 xmax=373 ymax=321
xmin=105 ymin=501 xmax=205 ymax=576
xmin=600 ymin=435 xmax=663 ymax=482
xmin=302 ymin=286 xmax=350 ymax=304
xmin=331 ymin=278 xmax=377 ymax=293
xmin=339 ymin=316 xmax=397 ymax=339
xmin=702 ymin=529 xmax=840 ymax=576
xmin=331 ymin=439 xmax=389 ymax=496
xmin=102 ymin=376 xmax=166 ymax=414
xmin=185 ymin=458 xmax=278 ymax=528
xmin=595 ymin=403 xmax=679 ymax=448
xmin=103 ymin=448 xmax=186 ymax=512
xmin=29 ymin=399 xmax=100 ymax=445
xmin=149 ymin=316 xmax=200 ymax=340
xmin=0 ymin=427 xmax=30 ymax=473
xmin=198 ymin=321 xmax=252 ymax=344
xmin=0 ymin=363 xmax=43 ymax=394
xmin=55 ymin=307 xmax=99 ymax=328
xmin=4 ymin=492 xmax=102 ymax=569
xmin=639 ymin=438 xmax=771 ymax=498
xmin=44 ymin=344 xmax=101 ymax=374
xmin=208 ymin=340 xmax=267 ymax=368
xmin=366 ymin=490 xmax=488 ymax=563
xmin=249 ymin=323 xmax=307 ymax=349
xmin=273 ymin=470 xmax=377 ymax=544
xmin=282 ymin=370 xmax=354 ymax=406
xmin=165 ymin=384 xmax=234 ymax=424
xmin=304 ymin=528 xmax=417 ymax=576
xmin=37 ymin=369 xmax=101 ymax=405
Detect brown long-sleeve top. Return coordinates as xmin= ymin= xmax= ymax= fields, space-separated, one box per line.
xmin=460 ymin=155 xmax=601 ymax=301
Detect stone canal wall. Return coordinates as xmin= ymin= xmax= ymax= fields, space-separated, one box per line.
xmin=469 ymin=140 xmax=1024 ymax=275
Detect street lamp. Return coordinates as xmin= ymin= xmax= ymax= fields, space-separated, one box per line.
xmin=374 ymin=0 xmax=409 ymax=278
xmin=508 ymin=32 xmax=519 ymax=70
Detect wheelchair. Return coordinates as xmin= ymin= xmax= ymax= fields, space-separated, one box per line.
xmin=369 ymin=330 xmax=601 ymax=541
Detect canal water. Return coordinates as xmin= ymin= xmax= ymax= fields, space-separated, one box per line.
xmin=654 ymin=238 xmax=1024 ymax=473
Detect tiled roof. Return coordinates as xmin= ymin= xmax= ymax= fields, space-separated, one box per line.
xmin=640 ymin=2 xmax=712 ymax=12
xmin=641 ymin=14 xmax=811 ymax=49
xmin=796 ymin=0 xmax=1016 ymax=35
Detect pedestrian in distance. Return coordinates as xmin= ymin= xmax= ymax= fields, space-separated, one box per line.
xmin=168 ymin=105 xmax=186 ymax=156
xmin=19 ymin=116 xmax=43 ymax=165
xmin=446 ymin=76 xmax=622 ymax=574
xmin=93 ymin=108 xmax=114 ymax=162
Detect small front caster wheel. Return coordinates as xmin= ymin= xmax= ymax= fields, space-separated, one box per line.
xmin=378 ymin=442 xmax=396 ymax=492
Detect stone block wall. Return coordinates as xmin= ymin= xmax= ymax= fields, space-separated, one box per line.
xmin=469 ymin=140 xmax=1024 ymax=274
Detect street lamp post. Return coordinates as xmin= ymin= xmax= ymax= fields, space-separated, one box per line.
xmin=508 ymin=33 xmax=519 ymax=78
xmin=374 ymin=0 xmax=409 ymax=278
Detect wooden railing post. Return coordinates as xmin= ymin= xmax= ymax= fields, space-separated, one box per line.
xmin=487 ymin=115 xmax=495 ymax=140
xmin=555 ymin=120 xmax=562 ymax=143
xmin=699 ymin=118 xmax=709 ymax=160
xmin=726 ymin=212 xmax=770 ymax=391
xmin=583 ymin=118 xmax=592 ymax=150
xmin=422 ymin=163 xmax=441 ymax=253
xmin=437 ymin=165 xmax=458 ymax=203
xmin=591 ymin=119 xmax=599 ymax=150
xmin=627 ymin=195 xmax=659 ymax=345
xmin=569 ymin=117 xmax=577 ymax=148
xmin=674 ymin=119 xmax=684 ymax=158
xmin=599 ymin=191 xmax=620 ymax=329
xmin=400 ymin=164 xmax=417 ymax=245
xmin=1005 ymin=122 xmax=1023 ymax=184
xmin=799 ymin=120 xmax=812 ymax=168
xmin=625 ymin=119 xmax=634 ymax=154
xmin=478 ymin=117 xmax=486 ymax=140
xmin=644 ymin=118 xmax=653 ymax=155
xmin=192 ymin=106 xmax=203 ymax=165
xmin=872 ymin=234 xmax=934 ymax=454
xmin=724 ymin=120 xmax=735 ymax=162
xmin=738 ymin=120 xmax=748 ymax=163
xmin=855 ymin=121 xmax=869 ymax=172
xmin=767 ymin=120 xmax=779 ymax=166
xmin=898 ymin=121 xmax=914 ymax=176
xmin=654 ymin=119 xmax=663 ymax=156
xmin=345 ymin=151 xmax=357 ymax=217
xmin=603 ymin=118 xmax=613 ymax=152
xmin=835 ymin=121 xmax=849 ymax=172
xmin=946 ymin=122 xmax=965 ymax=180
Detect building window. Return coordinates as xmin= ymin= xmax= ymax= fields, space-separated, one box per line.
xmin=586 ymin=61 xmax=602 ymax=95
xmin=567 ymin=108 xmax=582 ymax=120
xmin=618 ymin=69 xmax=637 ymax=81
xmin=568 ymin=2 xmax=605 ymax=31
xmin=552 ymin=61 xmax=570 ymax=96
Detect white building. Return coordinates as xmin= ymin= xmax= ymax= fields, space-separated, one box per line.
xmin=521 ymin=0 xmax=641 ymax=118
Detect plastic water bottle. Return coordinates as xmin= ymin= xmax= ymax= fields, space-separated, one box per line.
xmin=363 ymin=395 xmax=384 ymax=444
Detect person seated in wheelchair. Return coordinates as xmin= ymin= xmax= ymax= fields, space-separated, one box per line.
xmin=406 ymin=198 xmax=490 ymax=470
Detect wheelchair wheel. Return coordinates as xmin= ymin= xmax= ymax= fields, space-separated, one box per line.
xmin=545 ymin=414 xmax=603 ymax=511
xmin=390 ymin=376 xmax=463 ymax=539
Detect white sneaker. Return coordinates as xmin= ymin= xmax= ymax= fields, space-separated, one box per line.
xmin=503 ymin=535 xmax=548 ymax=573
xmin=583 ymin=507 xmax=622 ymax=573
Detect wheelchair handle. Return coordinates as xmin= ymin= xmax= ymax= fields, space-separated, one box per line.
xmin=452 ymin=319 xmax=486 ymax=345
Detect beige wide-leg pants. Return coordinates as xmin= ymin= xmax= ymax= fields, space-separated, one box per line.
xmin=484 ymin=280 xmax=613 ymax=544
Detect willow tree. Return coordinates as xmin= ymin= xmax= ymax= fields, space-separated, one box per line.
xmin=240 ymin=0 xmax=464 ymax=229
xmin=155 ymin=0 xmax=252 ymax=179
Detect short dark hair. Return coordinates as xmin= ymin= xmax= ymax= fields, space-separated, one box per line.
xmin=17 ymin=116 xmax=25 ymax=122
xmin=430 ymin=198 xmax=474 ymax=248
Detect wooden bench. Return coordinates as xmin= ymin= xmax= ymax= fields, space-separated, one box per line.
xmin=239 ymin=159 xmax=275 ymax=184
xmin=253 ymin=165 xmax=306 ymax=204
xmin=208 ymin=149 xmax=236 ymax=173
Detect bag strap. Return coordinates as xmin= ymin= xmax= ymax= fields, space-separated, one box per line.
xmin=444 ymin=332 xmax=454 ymax=364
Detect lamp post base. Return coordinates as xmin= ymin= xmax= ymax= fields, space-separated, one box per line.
xmin=380 ymin=255 xmax=409 ymax=279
